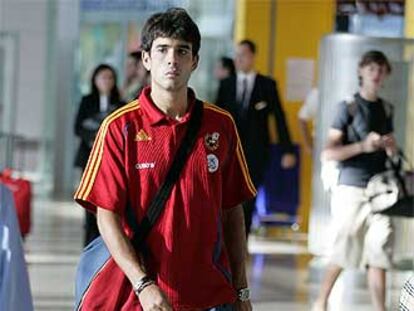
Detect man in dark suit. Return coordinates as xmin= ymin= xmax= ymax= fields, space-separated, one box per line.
xmin=216 ymin=39 xmax=296 ymax=236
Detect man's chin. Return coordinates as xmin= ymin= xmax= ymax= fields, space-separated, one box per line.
xmin=163 ymin=82 xmax=185 ymax=92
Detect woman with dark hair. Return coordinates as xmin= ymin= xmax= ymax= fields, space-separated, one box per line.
xmin=313 ymin=50 xmax=396 ymax=311
xmin=74 ymin=64 xmax=124 ymax=246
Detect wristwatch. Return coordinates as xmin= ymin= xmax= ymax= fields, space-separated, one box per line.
xmin=237 ymin=288 xmax=250 ymax=302
xmin=132 ymin=275 xmax=154 ymax=296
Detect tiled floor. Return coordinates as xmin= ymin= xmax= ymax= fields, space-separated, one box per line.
xmin=24 ymin=197 xmax=412 ymax=310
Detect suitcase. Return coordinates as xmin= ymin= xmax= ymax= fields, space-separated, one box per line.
xmin=253 ymin=144 xmax=300 ymax=228
xmin=0 ymin=169 xmax=32 ymax=237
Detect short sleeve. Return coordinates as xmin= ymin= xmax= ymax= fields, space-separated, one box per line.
xmin=331 ymin=101 xmax=349 ymax=132
xmin=221 ymin=120 xmax=257 ymax=209
xmin=74 ymin=119 xmax=128 ymax=214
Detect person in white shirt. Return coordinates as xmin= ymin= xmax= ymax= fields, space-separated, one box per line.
xmin=298 ymin=87 xmax=319 ymax=154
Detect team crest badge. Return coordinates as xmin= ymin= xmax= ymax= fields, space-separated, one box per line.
xmin=207 ymin=154 xmax=219 ymax=173
xmin=204 ymin=132 xmax=220 ymax=151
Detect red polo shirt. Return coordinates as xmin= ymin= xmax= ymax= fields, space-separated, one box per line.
xmin=75 ymin=87 xmax=256 ymax=310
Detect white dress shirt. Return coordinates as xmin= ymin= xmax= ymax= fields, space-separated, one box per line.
xmin=236 ymin=71 xmax=256 ymax=109
xmin=99 ymin=95 xmax=109 ymax=113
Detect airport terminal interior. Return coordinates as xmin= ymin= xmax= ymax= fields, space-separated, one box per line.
xmin=1 ymin=0 xmax=414 ymax=310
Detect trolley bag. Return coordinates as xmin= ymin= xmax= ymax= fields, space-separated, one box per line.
xmin=0 ymin=168 xmax=32 ymax=237
xmin=255 ymin=144 xmax=300 ymax=227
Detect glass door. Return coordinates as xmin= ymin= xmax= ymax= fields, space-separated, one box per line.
xmin=0 ymin=32 xmax=18 ymax=167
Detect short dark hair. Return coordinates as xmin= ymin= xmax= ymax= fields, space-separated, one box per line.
xmin=239 ymin=39 xmax=256 ymax=54
xmin=129 ymin=51 xmax=142 ymax=65
xmin=359 ymin=50 xmax=392 ymax=74
xmin=220 ymin=57 xmax=235 ymax=76
xmin=141 ymin=8 xmax=201 ymax=56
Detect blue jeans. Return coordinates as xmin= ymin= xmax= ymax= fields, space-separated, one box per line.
xmin=206 ymin=304 xmax=235 ymax=311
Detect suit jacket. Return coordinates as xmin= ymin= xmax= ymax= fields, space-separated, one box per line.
xmin=216 ymin=73 xmax=292 ymax=185
xmin=74 ymin=94 xmax=124 ymax=169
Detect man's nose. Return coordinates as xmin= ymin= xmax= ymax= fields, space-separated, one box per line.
xmin=167 ymin=50 xmax=178 ymax=65
xmin=373 ymin=70 xmax=382 ymax=79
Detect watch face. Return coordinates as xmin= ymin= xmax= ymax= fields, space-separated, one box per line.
xmin=238 ymin=288 xmax=250 ymax=301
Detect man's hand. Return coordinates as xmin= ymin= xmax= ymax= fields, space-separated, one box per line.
xmin=138 ymin=284 xmax=172 ymax=311
xmin=361 ymin=132 xmax=382 ymax=153
xmin=281 ymin=153 xmax=296 ymax=169
xmin=235 ymin=300 xmax=252 ymax=311
xmin=381 ymin=134 xmax=398 ymax=156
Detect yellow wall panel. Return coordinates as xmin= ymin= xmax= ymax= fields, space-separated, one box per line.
xmin=235 ymin=0 xmax=272 ymax=74
xmin=405 ymin=0 xmax=414 ymax=38
xmin=273 ymin=1 xmax=334 ymax=233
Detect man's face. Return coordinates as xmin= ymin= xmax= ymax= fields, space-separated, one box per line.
xmin=235 ymin=44 xmax=255 ymax=73
xmin=359 ymin=62 xmax=389 ymax=91
xmin=142 ymin=37 xmax=198 ymax=92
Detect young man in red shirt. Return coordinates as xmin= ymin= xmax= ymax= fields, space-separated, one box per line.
xmin=75 ymin=8 xmax=255 ymax=311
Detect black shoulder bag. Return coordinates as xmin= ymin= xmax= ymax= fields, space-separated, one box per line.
xmin=126 ymin=100 xmax=204 ymax=249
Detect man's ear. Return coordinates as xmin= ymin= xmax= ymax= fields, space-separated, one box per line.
xmin=192 ymin=54 xmax=199 ymax=71
xmin=142 ymin=51 xmax=151 ymax=71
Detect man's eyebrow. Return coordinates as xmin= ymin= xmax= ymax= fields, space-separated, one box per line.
xmin=177 ymin=44 xmax=191 ymax=50
xmin=154 ymin=43 xmax=191 ymax=50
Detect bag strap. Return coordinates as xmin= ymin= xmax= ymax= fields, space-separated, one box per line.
xmin=125 ymin=99 xmax=204 ymax=250
xmin=345 ymin=97 xmax=362 ymax=141
xmin=346 ymin=95 xmax=393 ymax=142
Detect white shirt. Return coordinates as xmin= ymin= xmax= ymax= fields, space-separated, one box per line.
xmin=99 ymin=95 xmax=109 ymax=113
xmin=236 ymin=71 xmax=256 ymax=108
xmin=298 ymin=88 xmax=319 ymax=121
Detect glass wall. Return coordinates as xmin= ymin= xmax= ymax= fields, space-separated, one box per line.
xmin=0 ymin=32 xmax=18 ymax=168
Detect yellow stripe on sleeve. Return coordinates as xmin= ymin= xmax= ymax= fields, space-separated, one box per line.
xmin=233 ymin=128 xmax=257 ymax=196
xmin=74 ymin=125 xmax=105 ymax=198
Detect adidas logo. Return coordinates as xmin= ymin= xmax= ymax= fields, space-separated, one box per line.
xmin=135 ymin=129 xmax=151 ymax=142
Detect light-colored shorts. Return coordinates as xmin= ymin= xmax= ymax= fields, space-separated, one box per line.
xmin=328 ymin=185 xmax=394 ymax=269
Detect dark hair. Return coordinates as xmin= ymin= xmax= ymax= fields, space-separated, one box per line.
xmin=358 ymin=50 xmax=392 ymax=86
xmin=359 ymin=50 xmax=392 ymax=73
xmin=129 ymin=50 xmax=142 ymax=65
xmin=239 ymin=39 xmax=256 ymax=54
xmin=219 ymin=57 xmax=236 ymax=76
xmin=90 ymin=64 xmax=121 ymax=103
xmin=141 ymin=8 xmax=201 ymax=56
